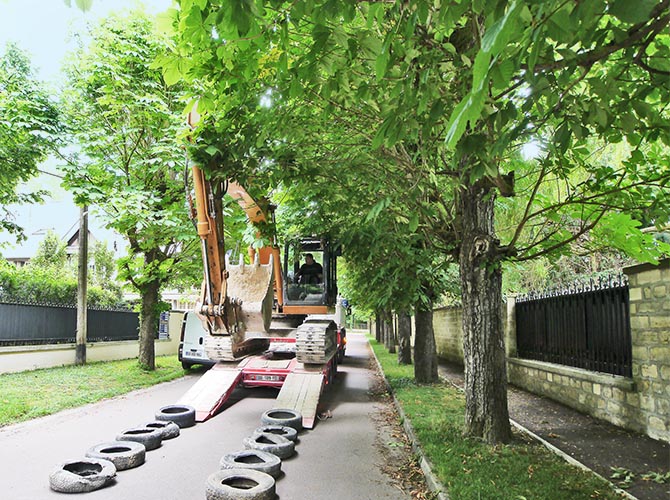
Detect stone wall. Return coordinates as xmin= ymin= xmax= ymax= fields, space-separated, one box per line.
xmin=433 ymin=259 xmax=670 ymax=443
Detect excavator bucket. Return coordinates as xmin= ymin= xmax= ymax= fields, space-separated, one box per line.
xmin=225 ymin=253 xmax=274 ymax=336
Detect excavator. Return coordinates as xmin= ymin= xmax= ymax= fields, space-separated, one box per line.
xmin=178 ymin=111 xmax=345 ymax=426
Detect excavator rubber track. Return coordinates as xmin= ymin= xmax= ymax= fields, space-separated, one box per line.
xmin=295 ymin=319 xmax=337 ymax=364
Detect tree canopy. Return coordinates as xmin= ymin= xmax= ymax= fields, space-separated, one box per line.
xmin=0 ymin=43 xmax=60 ymax=239
xmin=163 ymin=0 xmax=670 ymax=442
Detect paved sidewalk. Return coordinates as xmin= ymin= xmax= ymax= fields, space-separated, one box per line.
xmin=0 ymin=333 xmax=416 ymax=500
xmin=439 ymin=361 xmax=670 ymax=500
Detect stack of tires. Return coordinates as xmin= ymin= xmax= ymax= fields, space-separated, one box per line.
xmin=205 ymin=408 xmax=302 ymax=500
xmin=48 ymin=404 xmax=195 ymax=494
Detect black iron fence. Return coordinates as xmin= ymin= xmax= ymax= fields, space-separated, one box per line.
xmin=0 ymin=301 xmax=139 ymax=346
xmin=515 ymin=276 xmax=632 ymax=377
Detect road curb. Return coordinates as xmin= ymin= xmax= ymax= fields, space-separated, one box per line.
xmin=368 ymin=342 xmax=450 ymax=500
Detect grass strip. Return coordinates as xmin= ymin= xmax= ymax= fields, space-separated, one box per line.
xmin=368 ymin=337 xmax=625 ymax=500
xmin=0 ymin=355 xmax=185 ymax=427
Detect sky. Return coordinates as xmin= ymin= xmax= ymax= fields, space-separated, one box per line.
xmin=0 ymin=0 xmax=173 ymax=255
xmin=0 ymin=0 xmax=173 ymax=84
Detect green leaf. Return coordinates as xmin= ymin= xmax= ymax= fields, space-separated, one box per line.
xmin=609 ymin=0 xmax=657 ymax=24
xmin=445 ymin=91 xmax=484 ymax=148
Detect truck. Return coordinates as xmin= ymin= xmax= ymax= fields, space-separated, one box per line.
xmin=177 ymin=109 xmax=346 ymax=428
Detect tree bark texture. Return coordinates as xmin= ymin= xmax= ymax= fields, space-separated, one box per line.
xmin=383 ymin=310 xmax=396 ymax=354
xmin=413 ymin=297 xmax=438 ymax=383
xmin=138 ymin=278 xmax=160 ymax=371
xmin=75 ymin=205 xmax=88 ymax=366
xmin=375 ymin=313 xmax=382 ymax=342
xmin=397 ymin=312 xmax=412 ymax=364
xmin=458 ymin=182 xmax=511 ymax=444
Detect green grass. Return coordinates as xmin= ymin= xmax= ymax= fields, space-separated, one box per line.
xmin=368 ymin=337 xmax=625 ymax=500
xmin=0 ymin=356 xmax=185 ymax=427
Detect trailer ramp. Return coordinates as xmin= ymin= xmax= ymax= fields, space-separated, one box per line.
xmin=178 ymin=362 xmax=243 ymax=422
xmin=273 ymin=364 xmax=325 ymax=429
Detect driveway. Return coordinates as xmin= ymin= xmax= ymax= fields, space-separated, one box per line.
xmin=0 ymin=332 xmax=415 ymax=499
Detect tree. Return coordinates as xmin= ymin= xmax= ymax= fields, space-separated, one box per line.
xmin=0 ymin=43 xmax=60 ymax=238
xmin=30 ymin=230 xmax=68 ymax=271
xmin=61 ymin=10 xmax=194 ymax=370
xmin=166 ymin=0 xmax=670 ymax=443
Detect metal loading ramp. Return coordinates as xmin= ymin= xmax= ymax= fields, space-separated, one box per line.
xmin=178 ymin=362 xmax=243 ymax=422
xmin=273 ymin=366 xmax=325 ymax=429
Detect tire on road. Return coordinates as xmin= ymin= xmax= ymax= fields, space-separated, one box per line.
xmin=219 ymin=449 xmax=282 ymax=478
xmin=116 ymin=427 xmax=163 ymax=451
xmin=243 ymin=433 xmax=295 ymax=459
xmin=206 ymin=468 xmax=275 ymax=500
xmin=85 ymin=441 xmax=145 ymax=471
xmin=155 ymin=404 xmax=196 ymax=428
xmin=144 ymin=420 xmax=181 ymax=439
xmin=260 ymin=408 xmax=303 ymax=431
xmin=49 ymin=458 xmax=116 ymax=493
xmin=252 ymin=425 xmax=298 ymax=443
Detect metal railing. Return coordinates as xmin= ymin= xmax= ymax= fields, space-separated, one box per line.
xmin=0 ymin=301 xmax=139 ymax=346
xmin=515 ymin=276 xmax=632 ymax=377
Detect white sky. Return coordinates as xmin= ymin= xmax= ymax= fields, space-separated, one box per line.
xmin=0 ymin=0 xmax=173 ymax=83
xmin=0 ymin=0 xmax=174 ymax=254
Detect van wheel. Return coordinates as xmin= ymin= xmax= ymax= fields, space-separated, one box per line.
xmin=206 ymin=469 xmax=275 ymax=500
xmin=182 ymin=361 xmax=193 ymax=370
xmin=49 ymin=458 xmax=116 ymax=493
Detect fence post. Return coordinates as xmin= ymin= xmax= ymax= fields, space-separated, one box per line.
xmin=505 ymin=294 xmax=517 ymax=358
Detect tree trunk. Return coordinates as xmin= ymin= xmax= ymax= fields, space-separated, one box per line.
xmin=458 ymin=182 xmax=511 ymax=444
xmin=375 ymin=313 xmax=382 ymax=342
xmin=138 ymin=279 xmax=160 ymax=371
xmin=397 ymin=311 xmax=412 ymax=365
xmin=384 ymin=310 xmax=396 ymax=354
xmin=75 ymin=205 xmax=88 ymax=365
xmin=414 ymin=296 xmax=438 ymax=383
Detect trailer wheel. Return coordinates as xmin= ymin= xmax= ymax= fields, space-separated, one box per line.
xmin=155 ymin=404 xmax=196 ymax=428
xmin=144 ymin=420 xmax=181 ymax=439
xmin=260 ymin=408 xmax=303 ymax=431
xmin=220 ymin=450 xmax=282 ymax=478
xmin=243 ymin=433 xmax=295 ymax=459
xmin=85 ymin=441 xmax=145 ymax=471
xmin=252 ymin=425 xmax=298 ymax=443
xmin=206 ymin=469 xmax=275 ymax=500
xmin=116 ymin=427 xmax=163 ymax=451
xmin=49 ymin=458 xmax=116 ymax=493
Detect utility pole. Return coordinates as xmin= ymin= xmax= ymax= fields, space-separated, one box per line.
xmin=75 ymin=204 xmax=88 ymax=365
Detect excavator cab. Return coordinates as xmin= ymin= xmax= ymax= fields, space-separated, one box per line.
xmin=282 ymin=238 xmax=339 ymax=313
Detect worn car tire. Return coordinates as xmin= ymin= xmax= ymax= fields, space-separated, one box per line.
xmin=116 ymin=427 xmax=163 ymax=451
xmin=206 ymin=468 xmax=275 ymax=500
xmin=49 ymin=458 xmax=116 ymax=493
xmin=260 ymin=408 xmax=302 ymax=431
xmin=243 ymin=432 xmax=295 ymax=459
xmin=219 ymin=449 xmax=282 ymax=478
xmin=155 ymin=404 xmax=196 ymax=428
xmin=252 ymin=425 xmax=298 ymax=443
xmin=144 ymin=420 xmax=181 ymax=439
xmin=85 ymin=441 xmax=145 ymax=471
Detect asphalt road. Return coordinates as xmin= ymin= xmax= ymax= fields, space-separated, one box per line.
xmin=0 ymin=332 xmax=408 ymax=499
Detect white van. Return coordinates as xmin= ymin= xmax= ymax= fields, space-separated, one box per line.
xmin=178 ymin=311 xmax=215 ymax=369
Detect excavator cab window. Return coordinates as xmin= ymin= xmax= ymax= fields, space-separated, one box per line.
xmin=283 ymin=238 xmax=336 ymax=307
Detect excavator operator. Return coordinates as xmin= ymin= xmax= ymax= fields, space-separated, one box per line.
xmin=297 ymin=253 xmax=323 ymax=285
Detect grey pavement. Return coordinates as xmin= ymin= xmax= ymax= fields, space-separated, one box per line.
xmin=0 ymin=332 xmax=408 ymax=500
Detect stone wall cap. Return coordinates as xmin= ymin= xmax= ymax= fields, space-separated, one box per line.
xmin=623 ymin=258 xmax=669 ymax=275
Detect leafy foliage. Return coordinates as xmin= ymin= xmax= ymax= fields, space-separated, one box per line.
xmin=0 ymin=44 xmax=60 ymax=238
